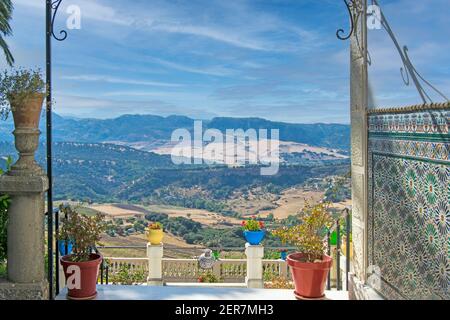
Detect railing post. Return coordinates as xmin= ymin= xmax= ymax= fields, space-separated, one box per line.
xmin=345 ymin=208 xmax=351 ymax=291
xmin=212 ymin=261 xmax=221 ymax=280
xmin=336 ymin=219 xmax=341 ymax=291
xmin=245 ymin=243 xmax=264 ymax=288
xmin=327 ymin=230 xmax=331 ymax=290
xmin=147 ymin=243 xmax=164 ymax=286
xmin=280 ymin=260 xmax=289 ymax=279
xmin=100 ymin=259 xmax=104 ymax=284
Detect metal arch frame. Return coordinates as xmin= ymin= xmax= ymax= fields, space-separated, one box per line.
xmin=337 ymin=0 xmax=449 ymax=104
xmin=46 ymin=0 xmax=68 ymax=300
xmin=336 ymin=0 xmax=364 ymax=41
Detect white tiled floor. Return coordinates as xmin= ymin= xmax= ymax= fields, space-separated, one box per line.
xmin=56 ymin=285 xmax=349 ymax=300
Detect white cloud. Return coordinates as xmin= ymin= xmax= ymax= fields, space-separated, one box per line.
xmin=60 ymin=74 xmax=184 ymax=87
xmin=148 ymin=57 xmax=236 ymax=77
xmin=150 ymin=23 xmax=272 ymax=51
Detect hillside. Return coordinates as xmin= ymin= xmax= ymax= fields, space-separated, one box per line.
xmin=0 ymin=141 xmax=349 ymax=204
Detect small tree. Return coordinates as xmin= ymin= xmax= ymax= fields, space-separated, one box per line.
xmin=272 ymin=202 xmax=333 ymax=263
xmin=57 ymin=205 xmax=105 ymax=262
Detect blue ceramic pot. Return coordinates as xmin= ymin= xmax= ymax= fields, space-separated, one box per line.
xmin=244 ymin=230 xmax=265 ymax=245
xmin=280 ymin=251 xmax=287 ymax=260
xmin=58 ymin=239 xmax=74 ymax=256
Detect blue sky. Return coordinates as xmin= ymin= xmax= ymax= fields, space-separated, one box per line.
xmin=3 ymin=0 xmax=449 ymax=123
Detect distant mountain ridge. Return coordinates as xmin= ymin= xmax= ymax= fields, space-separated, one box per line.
xmin=0 ymin=113 xmax=350 ymax=150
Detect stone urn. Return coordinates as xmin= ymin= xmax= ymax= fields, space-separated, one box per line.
xmin=8 ymin=93 xmax=45 ymax=176
xmin=9 ymin=93 xmax=45 ymax=129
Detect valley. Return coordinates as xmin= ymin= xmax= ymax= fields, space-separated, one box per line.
xmin=0 ymin=113 xmax=352 ymax=259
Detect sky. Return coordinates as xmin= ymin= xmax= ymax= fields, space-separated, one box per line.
xmin=2 ymin=0 xmax=449 ymax=123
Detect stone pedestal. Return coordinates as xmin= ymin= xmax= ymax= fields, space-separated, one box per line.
xmin=245 ymin=243 xmax=264 ymax=288
xmin=0 ymin=278 xmax=48 ymax=300
xmin=0 ymin=125 xmax=49 ymax=300
xmin=147 ymin=243 xmax=163 ymax=286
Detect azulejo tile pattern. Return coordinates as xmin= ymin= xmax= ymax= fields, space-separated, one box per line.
xmin=368 ymin=107 xmax=449 ymax=300
xmin=369 ymin=110 xmax=449 ymax=134
xmin=369 ymin=139 xmax=449 ymax=162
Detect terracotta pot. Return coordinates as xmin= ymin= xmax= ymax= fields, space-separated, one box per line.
xmin=61 ymin=253 xmax=102 ymax=300
xmin=9 ymin=93 xmax=45 ymax=129
xmin=287 ymin=253 xmax=332 ymax=299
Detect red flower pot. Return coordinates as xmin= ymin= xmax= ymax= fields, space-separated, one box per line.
xmin=287 ymin=253 xmax=332 ymax=299
xmin=61 ymin=253 xmax=102 ymax=300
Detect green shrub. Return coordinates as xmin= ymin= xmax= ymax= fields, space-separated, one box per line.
xmin=108 ymin=263 xmax=146 ymax=285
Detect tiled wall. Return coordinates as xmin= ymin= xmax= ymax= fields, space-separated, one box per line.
xmin=368 ymin=107 xmax=449 ymax=299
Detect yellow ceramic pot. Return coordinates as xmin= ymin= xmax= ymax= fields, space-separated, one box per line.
xmin=147 ymin=229 xmax=163 ymax=245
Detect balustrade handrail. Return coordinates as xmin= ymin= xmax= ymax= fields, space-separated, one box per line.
xmin=98 ymin=245 xmax=298 ymax=250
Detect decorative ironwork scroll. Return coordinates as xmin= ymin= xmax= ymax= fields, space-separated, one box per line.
xmin=51 ymin=0 xmax=68 ymax=41
xmin=336 ymin=0 xmax=364 ymax=41
xmin=337 ymin=0 xmax=449 ymax=103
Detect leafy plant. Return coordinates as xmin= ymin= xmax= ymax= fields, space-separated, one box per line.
xmin=0 ymin=156 xmax=12 ymax=262
xmin=108 ymin=263 xmax=146 ymax=285
xmin=57 ymin=205 xmax=105 ymax=262
xmin=272 ymin=202 xmax=333 ymax=263
xmin=197 ymin=271 xmax=220 ymax=283
xmin=241 ymin=215 xmax=264 ymax=231
xmin=0 ymin=68 xmax=45 ymax=120
xmin=147 ymin=222 xmax=163 ymax=230
xmin=0 ymin=0 xmax=14 ymax=67
xmin=264 ymin=276 xmax=294 ymax=289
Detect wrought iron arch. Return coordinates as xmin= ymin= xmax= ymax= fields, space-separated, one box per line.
xmin=337 ymin=0 xmax=449 ymax=104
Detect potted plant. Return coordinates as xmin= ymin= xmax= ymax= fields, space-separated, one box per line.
xmin=0 ymin=68 xmax=45 ymax=128
xmin=146 ymin=222 xmax=163 ymax=245
xmin=272 ymin=202 xmax=333 ymax=299
xmin=57 ymin=205 xmax=105 ymax=300
xmin=241 ymin=216 xmax=265 ymax=245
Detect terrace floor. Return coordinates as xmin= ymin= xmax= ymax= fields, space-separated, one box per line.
xmin=56 ymin=285 xmax=349 ymax=300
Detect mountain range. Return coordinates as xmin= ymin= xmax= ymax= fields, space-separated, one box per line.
xmin=0 ymin=113 xmax=350 ymax=151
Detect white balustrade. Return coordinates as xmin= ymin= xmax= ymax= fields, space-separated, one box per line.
xmin=104 ymin=243 xmax=292 ymax=286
